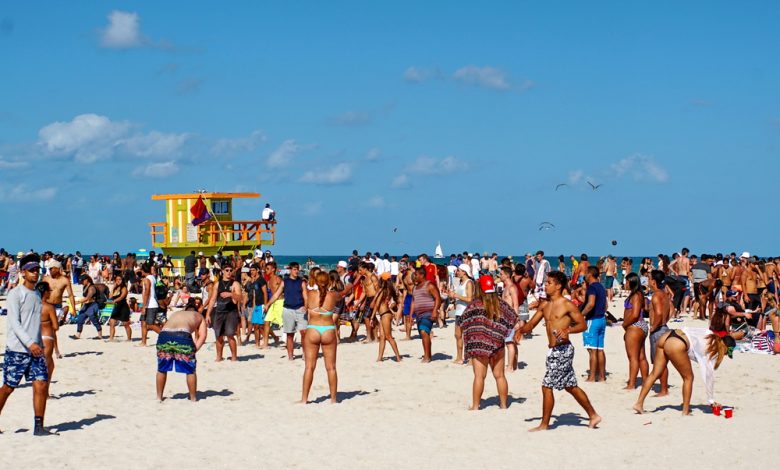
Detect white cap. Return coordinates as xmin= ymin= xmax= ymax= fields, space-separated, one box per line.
xmin=740 ymin=251 xmax=751 ymax=259
xmin=46 ymin=259 xmax=62 ymax=269
xmin=457 ymin=264 xmax=471 ymax=276
xmin=337 ymin=260 xmax=348 ymax=268
xmin=198 ymin=251 xmax=204 ymax=256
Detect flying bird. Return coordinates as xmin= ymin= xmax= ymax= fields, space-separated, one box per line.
xmin=555 ymin=183 xmax=568 ymax=191
xmin=538 ymin=222 xmax=555 ymax=231
xmin=587 ymin=181 xmax=603 ymax=191
xmin=393 ymin=227 xmax=398 ymax=233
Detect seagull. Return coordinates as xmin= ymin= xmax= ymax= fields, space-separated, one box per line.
xmin=538 ymin=222 xmax=555 ymax=231
xmin=555 ymin=183 xmax=568 ymax=191
xmin=393 ymin=227 xmax=398 ymax=233
xmin=587 ymin=181 xmax=603 ymax=191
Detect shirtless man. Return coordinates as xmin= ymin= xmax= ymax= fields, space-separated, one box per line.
xmin=648 ymin=270 xmax=671 ymax=397
xmin=261 ymin=262 xmax=283 ymax=349
xmin=155 ymin=300 xmax=208 ymax=402
xmin=401 ymin=265 xmax=416 ymax=340
xmin=576 ymin=254 xmax=590 ymax=284
xmin=741 ymin=258 xmax=760 ymax=311
xmin=604 ymin=256 xmax=617 ymax=302
xmin=518 ymin=271 xmax=601 ymax=431
xmin=358 ymin=262 xmax=380 ymax=343
xmin=499 ymin=267 xmax=520 ymax=371
xmin=42 ymin=260 xmax=72 ymax=357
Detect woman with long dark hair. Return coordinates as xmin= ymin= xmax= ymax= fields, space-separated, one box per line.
xmin=373 ymin=274 xmax=402 ymax=362
xmin=634 ymin=306 xmax=736 ymax=414
xmin=622 ymin=272 xmax=649 ymax=390
xmin=109 ymin=273 xmax=132 ymax=341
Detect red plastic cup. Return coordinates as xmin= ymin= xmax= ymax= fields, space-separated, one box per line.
xmin=724 ymin=408 xmax=733 ymax=419
xmin=712 ymin=405 xmax=721 ymax=416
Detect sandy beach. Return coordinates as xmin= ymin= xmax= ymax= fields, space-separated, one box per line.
xmin=0 ymin=294 xmax=778 ymax=469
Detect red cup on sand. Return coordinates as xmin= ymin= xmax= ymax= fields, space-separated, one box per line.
xmin=724 ymin=408 xmax=733 ymax=419
xmin=712 ymin=405 xmax=721 ymax=416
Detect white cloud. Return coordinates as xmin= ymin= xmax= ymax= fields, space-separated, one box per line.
xmin=568 ymin=170 xmax=584 ymax=185
xmin=391 ymin=174 xmax=410 ymax=189
xmin=0 ymin=184 xmax=57 ymax=202
xmin=38 ymin=114 xmax=189 ymax=163
xmin=0 ymin=157 xmax=29 ymax=169
xmin=402 ymin=66 xmax=441 ymax=83
xmin=132 ymin=161 xmax=179 ymax=178
xmin=365 ymin=147 xmax=381 ymax=161
xmin=300 ymin=163 xmax=352 ymax=185
xmin=452 ymin=66 xmax=510 ymax=91
xmin=407 ymin=155 xmax=468 ymax=175
xmin=212 ymin=130 xmax=267 ymax=156
xmin=266 ymin=139 xmax=315 ymax=168
xmin=100 ymin=11 xmax=142 ymax=48
xmin=610 ymin=154 xmax=669 ymax=183
xmin=328 ymin=111 xmax=372 ymax=126
xmin=366 ymin=196 xmax=386 ymax=208
xmin=38 ymin=114 xmax=131 ymax=163
xmin=303 ymin=201 xmax=322 ymax=216
xmin=118 ymin=131 xmax=190 ymax=158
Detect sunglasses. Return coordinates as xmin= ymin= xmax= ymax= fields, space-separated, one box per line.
xmin=26 ymin=267 xmax=41 ymax=273
xmin=223 ymin=268 xmax=233 ymax=272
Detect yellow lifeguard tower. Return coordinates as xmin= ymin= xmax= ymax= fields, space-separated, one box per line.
xmin=148 ymin=192 xmax=275 ymax=266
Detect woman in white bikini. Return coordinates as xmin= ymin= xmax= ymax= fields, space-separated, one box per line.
xmin=35 ymin=282 xmax=59 ymax=386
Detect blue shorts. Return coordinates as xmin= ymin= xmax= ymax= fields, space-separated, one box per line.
xmin=156 ymin=331 xmax=196 ymax=375
xmin=604 ymin=276 xmax=615 ymax=289
xmin=251 ymin=305 xmax=265 ymax=325
xmin=3 ymin=349 xmax=48 ymax=388
xmin=583 ymin=317 xmax=606 ymax=350
xmin=402 ymin=294 xmax=413 ymax=316
xmin=417 ymin=313 xmax=433 ymax=334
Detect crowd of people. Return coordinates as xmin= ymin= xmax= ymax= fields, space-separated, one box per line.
xmin=0 ymin=246 xmax=777 ymax=435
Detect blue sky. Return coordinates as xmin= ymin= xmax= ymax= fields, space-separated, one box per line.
xmin=1 ymin=1 xmax=779 ymax=256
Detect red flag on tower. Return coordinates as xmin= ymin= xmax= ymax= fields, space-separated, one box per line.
xmin=190 ymin=195 xmax=212 ymax=226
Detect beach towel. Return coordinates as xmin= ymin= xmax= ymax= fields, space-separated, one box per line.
xmin=265 ymin=299 xmax=284 ymax=326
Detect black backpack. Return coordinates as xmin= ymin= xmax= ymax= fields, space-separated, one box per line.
xmin=154 ymin=280 xmax=169 ymax=304
xmin=93 ymin=285 xmax=108 ymax=309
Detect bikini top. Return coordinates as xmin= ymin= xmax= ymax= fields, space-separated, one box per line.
xmin=310 ymin=307 xmax=333 ymax=316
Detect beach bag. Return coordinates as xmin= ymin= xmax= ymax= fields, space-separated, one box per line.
xmin=751 ymin=332 xmax=774 ymax=354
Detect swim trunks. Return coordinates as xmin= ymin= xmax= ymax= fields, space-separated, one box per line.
xmin=417 ymin=313 xmax=433 ymax=334
xmin=212 ymin=310 xmax=239 ymax=337
xmin=402 ymin=294 xmax=413 ymax=316
xmin=3 ymin=349 xmax=48 ymax=388
xmin=583 ymin=317 xmax=606 ymax=350
xmin=604 ymin=276 xmax=615 ymax=289
xmin=251 ymin=305 xmax=265 ymax=325
xmin=156 ymin=331 xmax=196 ymax=374
xmin=282 ymin=307 xmax=307 ymax=333
xmin=265 ymin=299 xmax=284 ymax=326
xmin=649 ymin=325 xmax=670 ymax=363
xmin=542 ymin=343 xmax=577 ymax=390
xmin=143 ymin=307 xmax=166 ymax=325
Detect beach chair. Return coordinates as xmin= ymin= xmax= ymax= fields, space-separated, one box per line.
xmin=98 ymin=302 xmax=114 ymax=325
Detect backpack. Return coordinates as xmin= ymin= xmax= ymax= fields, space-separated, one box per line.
xmin=155 ymin=280 xmax=169 ymax=306
xmin=93 ymin=285 xmax=108 ymax=309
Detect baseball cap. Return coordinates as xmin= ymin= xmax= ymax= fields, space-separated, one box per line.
xmin=380 ymin=272 xmax=391 ymax=281
xmin=726 ymin=290 xmax=738 ymax=297
xmin=740 ymin=251 xmax=750 ymax=259
xmin=457 ymin=264 xmax=471 ymax=276
xmin=478 ymin=275 xmax=495 ymax=294
xmin=337 ymin=260 xmax=348 ymax=268
xmin=20 ymin=252 xmax=41 ymax=271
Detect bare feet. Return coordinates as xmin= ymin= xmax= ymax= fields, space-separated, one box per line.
xmin=528 ymin=425 xmax=549 ymax=432
xmin=420 ymin=358 xmax=431 ymax=363
xmin=623 ymin=384 xmax=636 ymax=390
xmin=296 ymin=399 xmax=307 ymax=404
xmin=632 ymin=403 xmax=644 ymax=414
xmin=215 ymin=357 xmax=223 ymax=362
xmin=468 ymin=404 xmax=480 ymax=411
xmin=652 ymin=391 xmax=669 ymax=397
xmin=395 ymin=356 xmax=402 ymax=362
xmin=588 ymin=414 xmax=602 ymax=429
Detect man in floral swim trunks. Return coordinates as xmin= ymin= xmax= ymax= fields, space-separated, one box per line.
xmin=519 ymin=271 xmax=601 ymax=432
xmin=156 ymin=299 xmax=208 ymax=402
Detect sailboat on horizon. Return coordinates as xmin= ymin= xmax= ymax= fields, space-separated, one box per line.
xmin=434 ymin=241 xmax=444 ymax=259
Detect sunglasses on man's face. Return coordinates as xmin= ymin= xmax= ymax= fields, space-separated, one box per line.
xmin=224 ymin=268 xmax=233 ymax=272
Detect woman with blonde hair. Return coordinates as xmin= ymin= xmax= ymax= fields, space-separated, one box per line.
xmin=459 ymin=275 xmax=518 ymax=410
xmin=300 ymin=270 xmax=344 ymax=404
xmin=372 ymin=273 xmax=402 ymax=362
xmin=634 ymin=306 xmax=736 ymax=415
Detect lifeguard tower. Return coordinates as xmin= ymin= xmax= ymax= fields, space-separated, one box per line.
xmin=148 ymin=192 xmax=275 ymax=268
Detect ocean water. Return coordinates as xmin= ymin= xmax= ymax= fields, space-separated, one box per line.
xmin=271 ymin=255 xmax=652 ymax=275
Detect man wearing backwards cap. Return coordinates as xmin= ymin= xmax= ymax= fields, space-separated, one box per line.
xmin=0 ymin=253 xmax=55 ymax=436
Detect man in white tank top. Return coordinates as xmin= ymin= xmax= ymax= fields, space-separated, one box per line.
xmin=140 ymin=262 xmax=164 ymax=347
